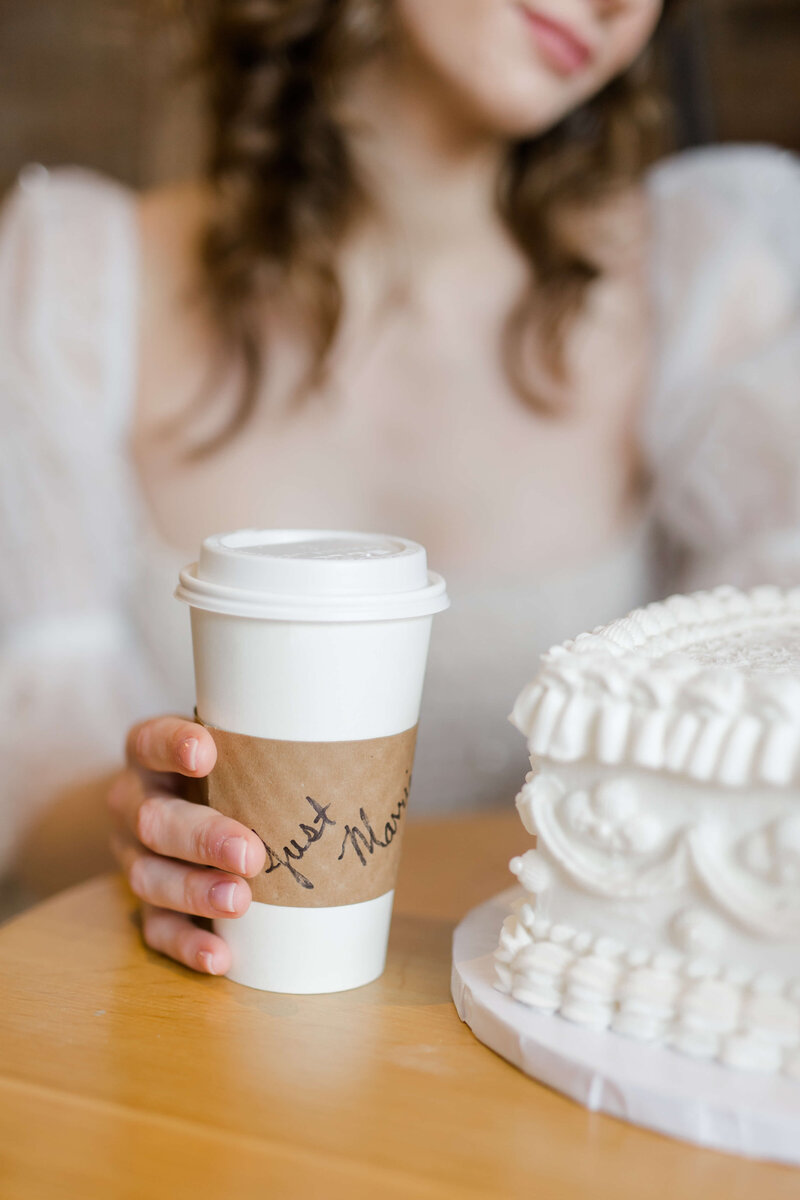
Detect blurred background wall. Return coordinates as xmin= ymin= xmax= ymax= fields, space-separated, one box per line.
xmin=702 ymin=0 xmax=800 ymax=150
xmin=1 ymin=0 xmax=799 ymax=194
xmin=0 ymin=0 xmax=202 ymax=191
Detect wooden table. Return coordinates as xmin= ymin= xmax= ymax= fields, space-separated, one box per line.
xmin=0 ymin=813 xmax=796 ymax=1199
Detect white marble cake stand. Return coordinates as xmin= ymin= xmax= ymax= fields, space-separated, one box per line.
xmin=451 ymin=886 xmax=800 ymax=1165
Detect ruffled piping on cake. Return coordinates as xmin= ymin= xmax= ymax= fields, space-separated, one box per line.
xmin=510 ymin=585 xmax=800 ymax=788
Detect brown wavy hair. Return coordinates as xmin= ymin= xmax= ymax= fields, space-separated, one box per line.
xmin=190 ymin=0 xmax=677 ymax=456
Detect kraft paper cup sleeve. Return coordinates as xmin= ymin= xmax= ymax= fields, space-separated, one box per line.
xmin=190 ymin=718 xmax=418 ymax=908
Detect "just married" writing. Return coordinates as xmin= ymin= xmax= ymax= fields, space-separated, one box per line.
xmin=252 ymin=795 xmax=336 ymax=890
xmin=337 ymin=787 xmax=408 ymax=867
xmin=251 ymin=785 xmax=409 ymax=891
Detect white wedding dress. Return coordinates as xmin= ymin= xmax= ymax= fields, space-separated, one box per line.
xmin=2 ymin=145 xmax=800 ymax=881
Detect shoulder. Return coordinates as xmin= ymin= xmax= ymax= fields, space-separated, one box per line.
xmin=646 ymin=143 xmax=800 ymax=218
xmin=645 ymin=145 xmax=800 ymax=384
xmin=641 ymin=149 xmax=800 ymax=559
xmin=645 ymin=144 xmax=800 ymax=300
xmin=0 ymin=166 xmax=139 ymax=425
xmin=0 ymin=164 xmax=136 ymax=285
xmin=0 ymin=165 xmax=211 ymax=305
xmin=1 ymin=162 xmax=133 ymax=219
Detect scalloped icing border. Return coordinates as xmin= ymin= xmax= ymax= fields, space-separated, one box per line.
xmin=494 ymin=904 xmax=800 ymax=1080
xmin=510 ymin=585 xmax=800 ymax=788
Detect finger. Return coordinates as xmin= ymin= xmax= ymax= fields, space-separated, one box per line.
xmin=134 ymin=794 xmax=266 ymax=877
xmin=126 ymin=715 xmax=217 ymax=777
xmin=112 ymin=832 xmax=252 ymax=919
xmin=140 ymin=903 xmax=232 ymax=975
xmin=107 ymin=772 xmax=180 ymax=852
xmin=108 ymin=778 xmax=266 ymax=878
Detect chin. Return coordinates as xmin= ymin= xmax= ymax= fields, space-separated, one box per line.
xmin=474 ymin=89 xmax=582 ymax=141
xmin=393 ymin=0 xmax=661 ymax=144
xmin=447 ymin=69 xmax=596 ymax=142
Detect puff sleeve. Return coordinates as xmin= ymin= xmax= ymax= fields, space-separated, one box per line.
xmin=642 ymin=145 xmax=800 ymax=593
xmin=0 ymin=167 xmax=165 ymax=876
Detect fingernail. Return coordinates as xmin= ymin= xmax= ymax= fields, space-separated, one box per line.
xmin=222 ymin=836 xmax=249 ymax=875
xmin=210 ymin=880 xmax=239 ymax=913
xmin=197 ymin=950 xmax=220 ymax=975
xmin=179 ymin=737 xmax=199 ymax=771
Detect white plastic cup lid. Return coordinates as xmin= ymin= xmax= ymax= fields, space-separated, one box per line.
xmin=175 ymin=529 xmax=450 ymax=622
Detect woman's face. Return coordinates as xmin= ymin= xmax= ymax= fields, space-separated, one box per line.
xmin=393 ymin=0 xmax=664 ymax=138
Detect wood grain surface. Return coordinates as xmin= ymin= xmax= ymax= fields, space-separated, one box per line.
xmin=0 ymin=812 xmax=796 ymax=1199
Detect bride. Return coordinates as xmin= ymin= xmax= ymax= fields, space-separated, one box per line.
xmin=2 ymin=0 xmax=799 ymax=974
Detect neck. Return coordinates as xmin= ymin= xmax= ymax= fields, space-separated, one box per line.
xmin=339 ymin=46 xmax=506 ymax=259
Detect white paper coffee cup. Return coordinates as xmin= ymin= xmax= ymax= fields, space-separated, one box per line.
xmin=175 ymin=529 xmax=448 ymax=993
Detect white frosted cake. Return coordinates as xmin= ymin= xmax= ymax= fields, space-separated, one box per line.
xmin=495 ymin=585 xmax=800 ymax=1078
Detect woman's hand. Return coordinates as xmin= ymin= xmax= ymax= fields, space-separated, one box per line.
xmin=107 ymin=715 xmax=266 ymax=975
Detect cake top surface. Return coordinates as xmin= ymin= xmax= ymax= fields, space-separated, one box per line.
xmin=685 ymin=624 xmax=800 ymax=675
xmin=511 ymin=586 xmax=800 ymax=788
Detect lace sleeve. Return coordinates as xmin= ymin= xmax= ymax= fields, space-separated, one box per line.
xmin=643 ymin=145 xmax=800 ymax=592
xmin=0 ymin=167 xmax=163 ymax=876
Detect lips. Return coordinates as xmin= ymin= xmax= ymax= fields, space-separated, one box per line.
xmin=519 ymin=5 xmax=594 ymax=76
